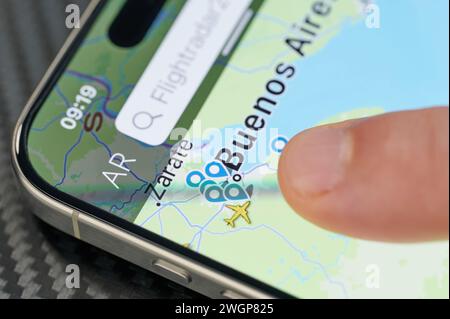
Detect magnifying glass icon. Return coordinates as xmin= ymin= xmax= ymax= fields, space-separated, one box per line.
xmin=132 ymin=112 xmax=163 ymax=130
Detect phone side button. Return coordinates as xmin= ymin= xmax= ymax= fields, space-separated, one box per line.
xmin=221 ymin=290 xmax=247 ymax=299
xmin=152 ymin=259 xmax=192 ymax=284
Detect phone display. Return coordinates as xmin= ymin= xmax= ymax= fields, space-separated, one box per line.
xmin=24 ymin=0 xmax=448 ymax=298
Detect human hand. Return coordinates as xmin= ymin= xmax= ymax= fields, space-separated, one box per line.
xmin=278 ymin=107 xmax=449 ymax=242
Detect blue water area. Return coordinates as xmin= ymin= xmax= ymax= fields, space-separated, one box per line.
xmin=270 ymin=0 xmax=449 ymax=139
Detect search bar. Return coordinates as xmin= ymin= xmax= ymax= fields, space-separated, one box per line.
xmin=115 ymin=0 xmax=252 ymax=146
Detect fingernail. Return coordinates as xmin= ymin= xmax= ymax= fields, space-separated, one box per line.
xmin=282 ymin=126 xmax=353 ymax=197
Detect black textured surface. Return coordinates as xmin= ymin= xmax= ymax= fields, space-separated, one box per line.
xmin=0 ymin=0 xmax=201 ymax=299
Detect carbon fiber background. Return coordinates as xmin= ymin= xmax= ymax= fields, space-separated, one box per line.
xmin=0 ymin=0 xmax=201 ymax=299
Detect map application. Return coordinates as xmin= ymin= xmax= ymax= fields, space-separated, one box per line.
xmin=27 ymin=0 xmax=449 ymax=298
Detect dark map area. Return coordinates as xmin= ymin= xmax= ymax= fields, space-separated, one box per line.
xmin=0 ymin=0 xmax=200 ymax=299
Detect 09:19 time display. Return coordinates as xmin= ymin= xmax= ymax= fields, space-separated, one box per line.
xmin=60 ymin=85 xmax=97 ymax=130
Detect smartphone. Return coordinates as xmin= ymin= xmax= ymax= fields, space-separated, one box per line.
xmin=12 ymin=0 xmax=449 ymax=298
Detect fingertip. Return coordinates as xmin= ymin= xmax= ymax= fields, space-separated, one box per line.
xmin=278 ymin=108 xmax=449 ymax=242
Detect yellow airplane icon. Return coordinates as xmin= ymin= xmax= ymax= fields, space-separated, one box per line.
xmin=224 ymin=201 xmax=251 ymax=228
